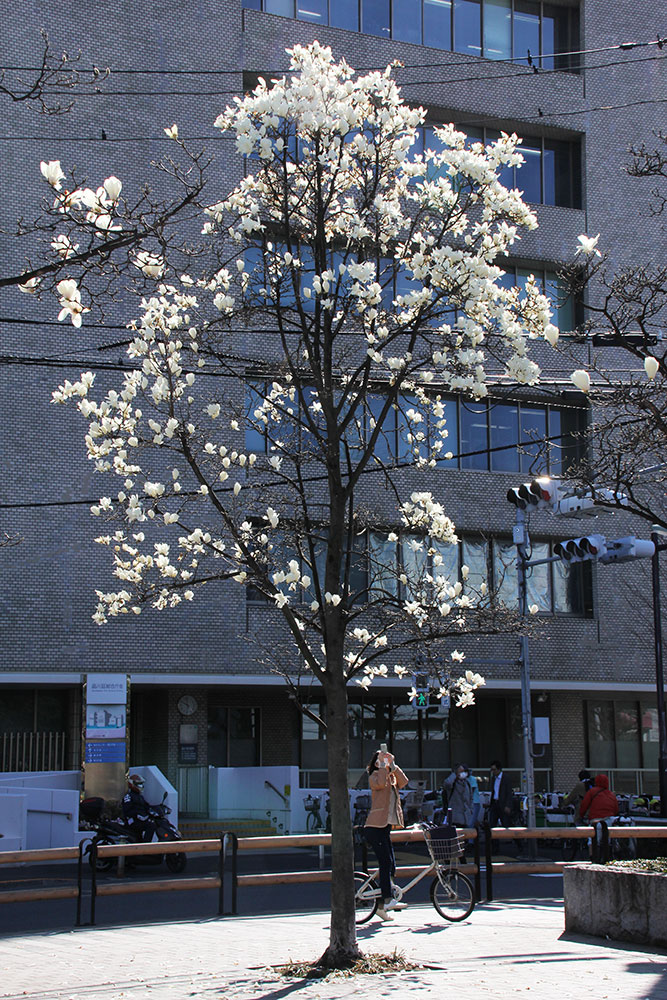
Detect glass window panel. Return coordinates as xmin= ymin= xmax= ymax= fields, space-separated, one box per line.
xmin=423 ymin=0 xmax=452 ymax=50
xmin=35 ymin=690 xmax=68 ymax=731
xmin=641 ymin=703 xmax=659 ymax=769
xmin=423 ymin=125 xmax=449 ymax=181
xmin=379 ymin=256 xmax=395 ymax=311
xmin=266 ymin=0 xmax=294 ymax=14
xmin=587 ymin=701 xmax=615 ymax=769
xmin=462 ymin=538 xmax=488 ymax=595
xmin=615 ymin=702 xmax=641 ymax=769
xmin=519 ymin=405 xmax=547 ymax=475
xmin=0 ymin=690 xmax=34 ymax=731
xmin=544 ymin=139 xmax=578 ymax=209
xmin=393 ymin=0 xmax=422 ymax=43
xmin=369 ymin=531 xmax=399 ymax=596
xmin=554 ymin=405 xmax=586 ymax=476
xmin=513 ymin=0 xmax=540 ymax=65
xmin=433 ymin=396 xmax=458 ymax=467
xmin=229 ymin=707 xmax=260 ymax=766
xmin=397 ymin=393 xmax=422 ymax=463
xmin=516 ymin=142 xmax=542 ymax=203
xmin=541 ymin=4 xmax=556 ymax=70
xmin=391 ymin=705 xmax=420 ymax=769
xmin=490 ymin=402 xmax=519 ymax=472
xmin=367 ymin=393 xmax=394 ymax=463
xmin=245 ymin=381 xmax=268 ymax=453
xmin=526 ymin=541 xmax=550 ymax=611
xmin=243 ymin=0 xmax=262 ymax=8
xmin=331 ymin=0 xmax=360 ymax=29
xmin=297 ymin=0 xmax=327 ymax=20
xmin=586 ymin=701 xmax=616 ymax=770
xmin=401 ymin=533 xmax=428 ymax=600
xmin=483 ymin=0 xmax=511 ymax=60
xmin=362 ymin=0 xmax=390 ymax=36
xmin=552 ymin=557 xmax=571 ymax=613
xmin=460 ymin=400 xmax=488 ymax=469
xmin=302 ymin=702 xmax=326 ymax=739
xmin=493 ymin=539 xmax=518 ymax=607
xmin=545 ymin=272 xmax=575 ymax=334
xmin=463 ymin=125 xmax=484 ymax=148
xmin=207 ymin=706 xmax=229 ymax=767
xmin=454 ymin=0 xmax=481 ymax=56
xmin=432 ymin=537 xmax=460 ymax=582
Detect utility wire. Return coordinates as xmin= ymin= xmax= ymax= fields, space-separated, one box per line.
xmin=2 ymin=33 xmax=664 ymax=76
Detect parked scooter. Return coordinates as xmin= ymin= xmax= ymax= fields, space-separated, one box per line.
xmin=80 ymin=794 xmax=187 ymax=874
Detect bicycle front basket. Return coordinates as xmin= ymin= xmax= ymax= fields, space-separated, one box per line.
xmin=423 ymin=824 xmax=465 ymax=864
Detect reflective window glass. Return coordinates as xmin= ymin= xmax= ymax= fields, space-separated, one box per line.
xmin=587 ymin=701 xmax=616 ymax=769
xmin=367 ymin=394 xmax=393 ymax=463
xmin=396 ymin=393 xmax=422 ymax=462
xmin=512 ymin=0 xmax=540 ymax=65
xmin=401 ymin=533 xmax=428 ymax=600
xmin=526 ymin=541 xmax=550 ymax=611
xmin=431 ymin=537 xmax=460 ymax=583
xmin=615 ymin=702 xmax=641 ymax=769
xmin=331 ymin=0 xmax=360 ymax=29
xmin=433 ymin=396 xmax=458 ymax=467
xmin=484 ymin=0 xmax=511 ymax=60
xmin=641 ymin=703 xmax=659 ymax=769
xmin=490 ymin=402 xmax=519 ymax=472
xmin=541 ymin=4 xmax=556 ymax=70
xmin=460 ymin=400 xmax=488 ymax=468
xmin=369 ymin=532 xmax=399 ymax=596
xmin=454 ymin=0 xmax=481 ymax=56
xmin=545 ymin=271 xmax=575 ymax=334
xmin=243 ymin=0 xmax=262 ymax=8
xmin=516 ymin=142 xmax=541 ymax=202
xmin=423 ymin=0 xmax=452 ymax=50
xmin=393 ymin=0 xmax=422 ymax=43
xmin=245 ymin=381 xmax=268 ymax=453
xmin=493 ymin=539 xmax=518 ymax=607
xmin=362 ymin=0 xmax=390 ymax=36
xmin=519 ymin=406 xmax=547 ymax=475
xmin=297 ymin=0 xmax=327 ymax=18
xmin=462 ymin=538 xmax=488 ymax=595
xmin=266 ymin=0 xmax=294 ymax=14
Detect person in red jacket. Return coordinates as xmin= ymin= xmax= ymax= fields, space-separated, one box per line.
xmin=579 ymin=773 xmax=619 ymax=823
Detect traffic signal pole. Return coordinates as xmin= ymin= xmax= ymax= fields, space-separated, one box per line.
xmin=652 ymin=531 xmax=667 ymax=817
xmin=514 ymin=507 xmax=537 ymax=834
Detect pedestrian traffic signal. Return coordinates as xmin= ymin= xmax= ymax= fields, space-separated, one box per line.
xmin=507 ymin=476 xmax=560 ymax=510
xmin=554 ymin=534 xmax=607 ymax=563
xmin=413 ymin=672 xmax=429 ymax=708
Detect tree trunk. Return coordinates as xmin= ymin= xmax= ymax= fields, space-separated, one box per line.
xmin=318 ymin=674 xmax=363 ymax=967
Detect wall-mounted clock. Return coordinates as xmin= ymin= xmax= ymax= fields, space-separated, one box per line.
xmin=177 ymin=694 xmax=198 ymax=716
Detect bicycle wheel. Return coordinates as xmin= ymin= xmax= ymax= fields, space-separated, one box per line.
xmin=88 ymin=838 xmax=114 ymax=873
xmin=430 ymin=871 xmax=475 ymax=921
xmin=353 ymin=872 xmax=379 ymax=924
xmin=306 ymin=812 xmax=320 ymax=832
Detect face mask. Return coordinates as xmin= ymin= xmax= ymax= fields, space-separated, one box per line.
xmin=460 ymin=771 xmax=468 ymax=779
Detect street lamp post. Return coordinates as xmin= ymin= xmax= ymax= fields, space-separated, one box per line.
xmin=514 ymin=507 xmax=537 ymax=832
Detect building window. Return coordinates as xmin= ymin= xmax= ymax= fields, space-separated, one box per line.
xmin=585 ymin=699 xmax=658 ymax=774
xmin=420 ymin=125 xmax=582 ymax=209
xmin=207 ymin=705 xmax=260 ymax=766
xmin=244 ymin=0 xmax=579 ymax=69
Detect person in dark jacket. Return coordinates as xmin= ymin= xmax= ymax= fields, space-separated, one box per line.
xmin=579 ymin=773 xmax=619 ymax=823
xmin=122 ymin=773 xmax=156 ymax=842
xmin=488 ymin=760 xmax=513 ymax=828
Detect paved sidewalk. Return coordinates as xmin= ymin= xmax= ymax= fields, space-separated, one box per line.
xmin=0 ymin=899 xmax=665 ymax=1000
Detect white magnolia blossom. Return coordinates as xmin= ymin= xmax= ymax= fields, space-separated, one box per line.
xmin=18 ymin=276 xmax=40 ymax=294
xmin=40 ymin=159 xmax=66 ymax=189
xmin=575 ymin=233 xmax=601 ymax=257
xmin=644 ymin=356 xmax=659 ymax=379
xmin=570 ymin=369 xmax=591 ymax=393
xmin=43 ymin=42 xmax=585 ymax=700
xmin=133 ymin=251 xmax=166 ymax=278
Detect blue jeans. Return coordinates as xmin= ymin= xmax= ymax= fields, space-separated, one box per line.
xmin=364 ymin=824 xmax=395 ymax=902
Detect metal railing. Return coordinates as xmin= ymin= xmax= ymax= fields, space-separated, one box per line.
xmin=1 ymin=731 xmax=66 ymax=772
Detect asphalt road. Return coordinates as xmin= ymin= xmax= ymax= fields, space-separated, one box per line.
xmin=0 ymin=841 xmax=565 ymax=936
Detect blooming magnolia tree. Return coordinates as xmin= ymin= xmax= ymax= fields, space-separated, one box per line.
xmin=42 ymin=43 xmax=562 ymax=964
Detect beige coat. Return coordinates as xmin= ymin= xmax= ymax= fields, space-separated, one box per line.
xmin=364 ymin=765 xmax=409 ymax=828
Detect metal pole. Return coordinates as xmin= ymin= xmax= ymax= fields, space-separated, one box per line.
xmin=515 ymin=508 xmax=537 ymax=833
xmin=651 ymin=533 xmax=667 ymax=817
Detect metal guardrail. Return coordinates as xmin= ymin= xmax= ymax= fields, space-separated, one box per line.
xmin=2 ymin=824 xmax=667 ymax=926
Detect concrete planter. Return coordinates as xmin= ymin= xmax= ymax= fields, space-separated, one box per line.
xmin=564 ymin=864 xmax=667 ymax=948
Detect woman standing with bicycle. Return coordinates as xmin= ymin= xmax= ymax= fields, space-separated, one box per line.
xmin=364 ymin=746 xmax=409 ymax=921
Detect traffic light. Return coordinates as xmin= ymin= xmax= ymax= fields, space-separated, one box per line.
xmin=554 ymin=534 xmax=606 ymax=563
xmin=600 ymin=536 xmax=656 ymax=564
xmin=507 ymin=476 xmax=560 ymax=510
xmin=413 ymin=672 xmax=429 ymax=709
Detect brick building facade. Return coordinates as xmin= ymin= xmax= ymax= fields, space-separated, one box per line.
xmin=0 ymin=1 xmax=664 ymax=806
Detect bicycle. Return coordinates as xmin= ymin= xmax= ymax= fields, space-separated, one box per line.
xmin=354 ymin=823 xmax=475 ymax=923
xmin=304 ymin=794 xmax=325 ymax=832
